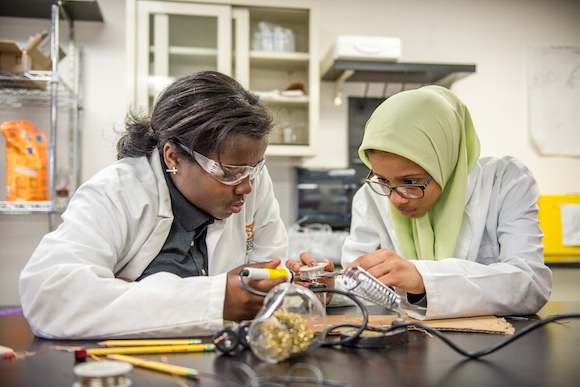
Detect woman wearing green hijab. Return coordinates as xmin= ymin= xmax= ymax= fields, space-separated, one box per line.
xmin=340 ymin=85 xmax=552 ymax=320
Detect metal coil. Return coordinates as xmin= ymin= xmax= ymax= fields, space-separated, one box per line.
xmin=343 ymin=266 xmax=401 ymax=312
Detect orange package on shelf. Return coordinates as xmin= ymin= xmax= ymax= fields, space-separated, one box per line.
xmin=1 ymin=121 xmax=49 ymax=201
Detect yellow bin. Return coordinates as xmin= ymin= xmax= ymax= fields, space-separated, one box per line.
xmin=538 ymin=195 xmax=580 ymax=263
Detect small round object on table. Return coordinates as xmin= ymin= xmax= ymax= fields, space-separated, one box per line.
xmin=213 ymin=327 xmax=240 ymax=353
xmin=237 ymin=321 xmax=252 ymax=348
xmin=73 ymin=360 xmax=133 ymax=387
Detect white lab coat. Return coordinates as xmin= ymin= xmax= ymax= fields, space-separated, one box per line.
xmin=340 ymin=156 xmax=552 ymax=320
xmin=19 ymin=151 xmax=288 ymax=339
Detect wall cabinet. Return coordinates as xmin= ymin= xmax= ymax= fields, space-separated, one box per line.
xmin=126 ymin=0 xmax=319 ymax=156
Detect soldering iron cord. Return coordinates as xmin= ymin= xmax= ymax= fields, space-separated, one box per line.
xmin=381 ymin=313 xmax=580 ymax=358
xmin=237 ymin=271 xmax=580 ymax=358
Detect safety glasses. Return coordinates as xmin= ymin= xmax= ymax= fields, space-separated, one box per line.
xmin=177 ymin=143 xmax=265 ymax=186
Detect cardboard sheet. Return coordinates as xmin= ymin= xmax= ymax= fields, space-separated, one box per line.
xmin=321 ymin=315 xmax=515 ymax=335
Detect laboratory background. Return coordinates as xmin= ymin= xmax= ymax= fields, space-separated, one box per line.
xmin=0 ymin=0 xmax=579 ymax=308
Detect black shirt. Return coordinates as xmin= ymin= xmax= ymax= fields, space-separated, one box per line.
xmin=137 ymin=155 xmax=214 ymax=280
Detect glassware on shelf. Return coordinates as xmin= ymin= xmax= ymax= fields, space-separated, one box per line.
xmin=251 ymin=22 xmax=295 ymax=53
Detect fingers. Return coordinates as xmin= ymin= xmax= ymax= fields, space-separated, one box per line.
xmin=342 ymin=249 xmax=426 ymax=294
xmin=224 ymin=272 xmax=263 ymax=321
xmin=256 ymin=258 xmax=281 ymax=269
xmin=346 ymin=249 xmax=394 ymax=271
xmin=286 ymin=253 xmax=319 ymax=272
xmin=224 ymin=265 xmax=288 ymax=321
xmin=250 ymin=277 xmax=287 ymax=293
xmin=299 ymin=252 xmax=318 ymax=267
xmin=343 ymin=254 xmax=367 ymax=273
xmin=286 ymin=259 xmax=302 ymax=272
xmin=321 ymin=259 xmax=335 ymax=272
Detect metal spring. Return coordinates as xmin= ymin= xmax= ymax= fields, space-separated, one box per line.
xmin=343 ymin=266 xmax=402 ymax=312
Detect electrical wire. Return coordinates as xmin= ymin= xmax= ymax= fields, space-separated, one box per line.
xmin=237 ymin=270 xmax=580 ymax=358
xmin=380 ymin=313 xmax=580 ymax=358
xmin=313 ymin=285 xmax=580 ymax=357
xmin=238 ymin=269 xmax=268 ymax=297
xmin=311 ymin=288 xmax=369 ymax=347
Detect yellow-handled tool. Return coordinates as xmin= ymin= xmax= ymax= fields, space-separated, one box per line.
xmin=242 ymin=267 xmax=293 ymax=282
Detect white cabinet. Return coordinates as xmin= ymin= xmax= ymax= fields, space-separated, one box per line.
xmin=126 ymin=0 xmax=319 ymax=157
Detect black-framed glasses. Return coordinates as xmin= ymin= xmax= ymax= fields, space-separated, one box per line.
xmin=365 ymin=171 xmax=432 ymax=199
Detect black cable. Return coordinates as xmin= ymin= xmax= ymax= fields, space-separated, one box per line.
xmin=238 ymin=269 xmax=268 ymax=297
xmin=310 ymin=288 xmax=369 ymax=347
xmin=353 ymin=313 xmax=580 ymax=358
xmin=237 ymin=271 xmax=580 ymax=358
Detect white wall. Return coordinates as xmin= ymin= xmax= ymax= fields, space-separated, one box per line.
xmin=308 ymin=0 xmax=580 ymax=180
xmin=1 ymin=0 xmax=579 ymax=306
xmin=274 ymin=0 xmax=580 ymax=225
xmin=0 ymin=0 xmax=126 ymax=306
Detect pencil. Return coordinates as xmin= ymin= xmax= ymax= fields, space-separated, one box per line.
xmin=97 ymin=339 xmax=202 ymax=347
xmin=106 ymin=354 xmax=200 ymax=380
xmin=86 ymin=343 xmax=215 ymax=356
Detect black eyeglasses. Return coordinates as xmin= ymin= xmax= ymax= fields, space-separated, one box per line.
xmin=365 ymin=171 xmax=432 ymax=199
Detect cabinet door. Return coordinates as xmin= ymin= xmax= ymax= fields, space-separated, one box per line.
xmin=135 ymin=1 xmax=232 ymax=110
xmin=246 ymin=5 xmax=318 ymax=156
xmin=129 ymin=0 xmax=319 ymax=157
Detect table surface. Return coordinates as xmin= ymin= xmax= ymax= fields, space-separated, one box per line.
xmin=1 ymin=302 xmax=579 ymax=387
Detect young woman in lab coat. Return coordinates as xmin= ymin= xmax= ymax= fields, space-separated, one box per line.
xmin=19 ymin=71 xmax=289 ymax=339
xmin=290 ymin=85 xmax=552 ymax=319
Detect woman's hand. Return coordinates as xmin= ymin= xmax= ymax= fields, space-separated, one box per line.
xmin=286 ymin=253 xmax=335 ymax=303
xmin=223 ymin=259 xmax=287 ymax=321
xmin=344 ymin=248 xmax=426 ymax=295
xmin=286 ymin=252 xmax=320 ymax=273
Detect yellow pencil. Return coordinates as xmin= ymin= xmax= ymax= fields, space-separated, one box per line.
xmin=86 ymin=343 xmax=215 ymax=356
xmin=97 ymin=339 xmax=202 ymax=347
xmin=106 ymin=354 xmax=200 ymax=380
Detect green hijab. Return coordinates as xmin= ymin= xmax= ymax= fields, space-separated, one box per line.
xmin=359 ymin=85 xmax=481 ymax=261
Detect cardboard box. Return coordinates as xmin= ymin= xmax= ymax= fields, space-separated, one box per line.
xmin=23 ymin=31 xmax=52 ymax=70
xmin=0 ymin=31 xmax=63 ymax=72
xmin=0 ymin=41 xmax=26 ymax=72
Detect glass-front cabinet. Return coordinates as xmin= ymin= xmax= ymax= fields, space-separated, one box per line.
xmin=127 ymin=0 xmax=319 ymax=157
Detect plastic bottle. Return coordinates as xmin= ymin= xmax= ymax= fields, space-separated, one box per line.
xmin=273 ymin=26 xmax=285 ymax=52
xmin=259 ymin=22 xmax=273 ymax=52
xmin=285 ymin=28 xmax=295 ymax=52
xmin=251 ymin=25 xmax=262 ymax=51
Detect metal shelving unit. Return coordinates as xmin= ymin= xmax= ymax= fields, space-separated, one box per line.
xmin=0 ymin=71 xmax=75 ymax=108
xmin=0 ymin=201 xmax=66 ymax=214
xmin=0 ymin=3 xmax=83 ymax=230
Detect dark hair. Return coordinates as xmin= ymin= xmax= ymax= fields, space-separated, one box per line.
xmin=116 ymin=71 xmax=273 ymax=161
